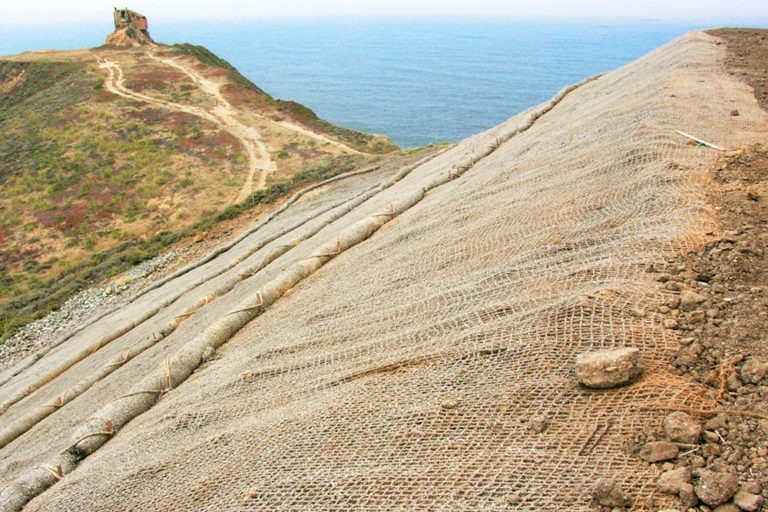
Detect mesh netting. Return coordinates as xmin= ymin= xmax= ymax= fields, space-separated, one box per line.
xmin=2 ymin=31 xmax=767 ymax=511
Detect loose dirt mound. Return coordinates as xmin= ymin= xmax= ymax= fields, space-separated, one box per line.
xmin=1 ymin=30 xmax=767 ymax=512
xmin=639 ymin=29 xmax=768 ymax=511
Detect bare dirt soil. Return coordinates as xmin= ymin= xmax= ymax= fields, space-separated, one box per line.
xmin=634 ymin=29 xmax=768 ymax=512
xmin=710 ymin=28 xmax=768 ymax=111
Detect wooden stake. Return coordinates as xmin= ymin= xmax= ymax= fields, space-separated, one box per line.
xmin=675 ymin=130 xmax=726 ymax=151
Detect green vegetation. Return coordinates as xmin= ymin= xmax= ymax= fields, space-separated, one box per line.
xmin=402 ymin=142 xmax=451 ymax=155
xmin=275 ymin=100 xmax=398 ymax=154
xmin=0 ymin=57 xmax=236 ymax=341
xmin=0 ymin=82 xmax=175 ymax=227
xmin=0 ymin=61 xmax=86 ymax=113
xmin=204 ymin=154 xmax=360 ymax=225
xmin=171 ymin=43 xmax=267 ymax=95
xmin=0 ymin=46 xmax=396 ymax=346
xmin=0 ymin=60 xmax=95 ymax=261
xmin=0 ymin=154 xmax=365 ymax=343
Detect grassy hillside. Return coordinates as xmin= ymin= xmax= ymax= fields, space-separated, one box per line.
xmin=0 ymin=45 xmax=396 ymax=343
xmin=170 ymin=44 xmax=398 ymax=155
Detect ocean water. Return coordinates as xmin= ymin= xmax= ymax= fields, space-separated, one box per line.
xmin=1 ymin=18 xmax=705 ymax=147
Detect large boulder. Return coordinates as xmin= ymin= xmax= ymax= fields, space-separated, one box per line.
xmin=105 ymin=8 xmax=154 ymax=47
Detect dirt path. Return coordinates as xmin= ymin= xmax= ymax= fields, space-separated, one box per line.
xmin=98 ymin=52 xmax=364 ymax=204
xmin=98 ymin=54 xmax=275 ymax=203
xmin=149 ymin=54 xmax=363 ymax=153
xmin=146 ymin=54 xmax=276 ymax=200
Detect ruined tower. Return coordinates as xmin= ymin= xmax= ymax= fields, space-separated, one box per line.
xmin=106 ymin=8 xmax=155 ymax=47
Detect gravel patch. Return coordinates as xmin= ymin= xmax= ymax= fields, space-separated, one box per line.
xmin=0 ymin=251 xmax=182 ymax=372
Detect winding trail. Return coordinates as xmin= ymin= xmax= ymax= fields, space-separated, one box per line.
xmin=149 ymin=54 xmax=361 ymax=156
xmin=98 ymin=52 xmax=359 ymax=203
xmin=97 ymin=55 xmax=272 ymax=201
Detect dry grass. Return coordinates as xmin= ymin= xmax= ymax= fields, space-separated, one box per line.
xmin=0 ymin=43 xmax=399 ymax=342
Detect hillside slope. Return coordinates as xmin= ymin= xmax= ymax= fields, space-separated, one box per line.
xmin=1 ymin=30 xmax=767 ymax=512
xmin=0 ymin=43 xmax=397 ymax=341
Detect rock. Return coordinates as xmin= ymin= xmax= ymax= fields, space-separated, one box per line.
xmin=690 ymin=455 xmax=706 ymax=468
xmin=740 ymin=358 xmax=768 ymax=384
xmin=441 ymin=400 xmax=458 ymax=410
xmin=679 ymin=482 xmax=699 ymax=507
xmin=742 ymin=482 xmax=762 ymax=495
xmin=667 ymin=281 xmax=683 ymax=292
xmin=713 ymin=505 xmax=741 ymax=512
xmin=680 ymin=290 xmax=707 ymax=311
xmin=704 ymin=416 xmax=727 ymax=431
xmin=702 ymin=443 xmax=722 ymax=457
xmin=106 ymin=8 xmax=154 ymax=47
xmin=675 ymin=343 xmax=704 ymax=366
xmin=592 ymin=478 xmax=630 ymax=508
xmin=528 ymin=415 xmax=548 ymax=433
xmin=658 ymin=467 xmax=692 ymax=494
xmin=706 ymin=308 xmax=721 ymax=319
xmin=664 ymin=318 xmax=680 ymax=330
xmin=576 ymin=348 xmax=642 ymax=389
xmin=733 ymin=489 xmax=764 ymax=511
xmin=639 ymin=441 xmax=679 ymax=463
xmin=727 ymin=372 xmax=743 ymax=391
xmin=694 ymin=469 xmax=739 ymax=507
xmin=664 ymin=412 xmax=702 ymax=444
xmin=702 ymin=430 xmax=722 ymax=444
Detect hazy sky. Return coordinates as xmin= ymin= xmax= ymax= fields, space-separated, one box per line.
xmin=1 ymin=0 xmax=767 ymax=25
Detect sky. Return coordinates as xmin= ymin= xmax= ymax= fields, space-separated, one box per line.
xmin=0 ymin=0 xmax=767 ymax=26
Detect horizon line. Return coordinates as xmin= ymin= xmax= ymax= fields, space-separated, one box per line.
xmin=2 ymin=13 xmax=768 ymax=29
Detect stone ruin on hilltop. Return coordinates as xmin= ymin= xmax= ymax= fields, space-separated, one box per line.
xmin=105 ymin=7 xmax=155 ymax=47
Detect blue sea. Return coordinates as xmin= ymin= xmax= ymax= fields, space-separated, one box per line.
xmin=1 ymin=19 xmax=714 ymax=147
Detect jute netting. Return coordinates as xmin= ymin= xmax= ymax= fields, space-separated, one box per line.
xmin=2 ymin=31 xmax=767 ymax=511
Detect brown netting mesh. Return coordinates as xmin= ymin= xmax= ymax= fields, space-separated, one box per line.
xmin=1 ymin=31 xmax=767 ymax=511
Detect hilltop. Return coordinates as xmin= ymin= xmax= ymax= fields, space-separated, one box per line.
xmin=0 ymin=26 xmax=767 ymax=512
xmin=0 ymin=32 xmax=399 ymax=342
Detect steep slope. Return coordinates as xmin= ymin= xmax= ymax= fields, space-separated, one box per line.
xmin=0 ymin=44 xmax=397 ymax=342
xmin=1 ymin=30 xmax=767 ymax=512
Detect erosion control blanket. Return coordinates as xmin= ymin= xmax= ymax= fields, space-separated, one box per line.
xmin=1 ymin=31 xmax=767 ymax=511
